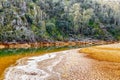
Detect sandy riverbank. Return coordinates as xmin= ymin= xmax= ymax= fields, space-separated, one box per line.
xmin=80 ymin=43 xmax=120 ymax=62
xmin=4 ymin=48 xmax=120 ymax=80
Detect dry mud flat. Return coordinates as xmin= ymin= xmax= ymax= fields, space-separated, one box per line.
xmin=4 ymin=49 xmax=120 ymax=80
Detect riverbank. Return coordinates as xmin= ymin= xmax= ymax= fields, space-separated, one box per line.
xmin=4 ymin=48 xmax=120 ymax=80
xmin=0 ymin=40 xmax=116 ymax=49
xmin=2 ymin=42 xmax=120 ymax=80
xmin=1 ymin=40 xmax=97 ymax=80
xmin=0 ymin=47 xmax=71 ymax=80
xmin=0 ymin=43 xmax=93 ymax=80
xmin=80 ymin=43 xmax=120 ymax=62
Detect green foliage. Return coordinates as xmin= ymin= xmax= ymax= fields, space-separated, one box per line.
xmin=46 ymin=23 xmax=56 ymax=34
xmin=0 ymin=0 xmax=120 ymax=42
xmin=25 ymin=13 xmax=33 ymax=24
xmin=32 ymin=0 xmax=37 ymax=3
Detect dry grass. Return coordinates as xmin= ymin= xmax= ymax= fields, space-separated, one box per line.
xmin=80 ymin=43 xmax=120 ymax=63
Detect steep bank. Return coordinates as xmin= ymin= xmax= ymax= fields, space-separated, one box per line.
xmin=4 ymin=49 xmax=120 ymax=80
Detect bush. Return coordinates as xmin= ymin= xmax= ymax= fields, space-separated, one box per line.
xmin=46 ymin=22 xmax=56 ymax=35
xmin=32 ymin=0 xmax=37 ymax=3
xmin=25 ymin=13 xmax=33 ymax=24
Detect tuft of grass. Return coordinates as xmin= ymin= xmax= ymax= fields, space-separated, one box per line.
xmin=80 ymin=43 xmax=120 ymax=63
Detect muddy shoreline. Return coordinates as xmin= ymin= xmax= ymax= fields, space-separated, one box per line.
xmin=0 ymin=40 xmax=117 ymax=49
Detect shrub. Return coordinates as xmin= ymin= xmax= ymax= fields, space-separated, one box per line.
xmin=46 ymin=22 xmax=56 ymax=35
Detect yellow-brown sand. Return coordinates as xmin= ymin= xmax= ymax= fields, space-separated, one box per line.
xmin=80 ymin=43 xmax=120 ymax=62
xmin=0 ymin=48 xmax=68 ymax=80
xmin=0 ymin=53 xmax=43 ymax=80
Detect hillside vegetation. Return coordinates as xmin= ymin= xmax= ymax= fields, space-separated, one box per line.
xmin=0 ymin=0 xmax=120 ymax=42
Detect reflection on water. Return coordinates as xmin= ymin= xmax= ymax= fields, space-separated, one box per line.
xmin=0 ymin=44 xmax=96 ymax=57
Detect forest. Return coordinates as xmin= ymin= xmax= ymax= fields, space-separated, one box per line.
xmin=0 ymin=0 xmax=120 ymax=42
